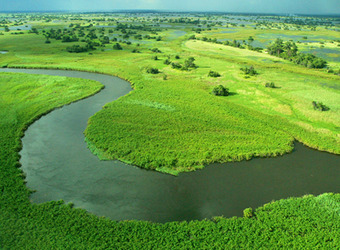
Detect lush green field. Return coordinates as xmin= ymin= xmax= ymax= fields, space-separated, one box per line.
xmin=0 ymin=72 xmax=339 ymax=248
xmin=0 ymin=13 xmax=339 ymax=248
xmin=0 ymin=15 xmax=339 ymax=174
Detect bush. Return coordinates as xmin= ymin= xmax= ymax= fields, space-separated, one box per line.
xmin=113 ymin=43 xmax=123 ymax=50
xmin=240 ymin=66 xmax=257 ymax=76
xmin=208 ymin=70 xmax=221 ymax=77
xmin=66 ymin=45 xmax=89 ymax=53
xmin=265 ymin=82 xmax=276 ymax=88
xmin=151 ymin=48 xmax=162 ymax=53
xmin=184 ymin=57 xmax=197 ymax=69
xmin=146 ymin=67 xmax=159 ymax=74
xmin=312 ymin=101 xmax=329 ymax=111
xmin=171 ymin=62 xmax=182 ymax=69
xmin=212 ymin=85 xmax=229 ymax=96
xmin=243 ymin=208 xmax=253 ymax=218
xmin=164 ymin=59 xmax=171 ymax=65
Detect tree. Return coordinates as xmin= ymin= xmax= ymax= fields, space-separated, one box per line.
xmin=265 ymin=82 xmax=276 ymax=88
xmin=113 ymin=43 xmax=123 ymax=50
xmin=240 ymin=66 xmax=257 ymax=76
xmin=183 ymin=57 xmax=197 ymax=69
xmin=146 ymin=67 xmax=159 ymax=74
xmin=312 ymin=101 xmax=329 ymax=111
xmin=208 ymin=70 xmax=221 ymax=77
xmin=212 ymin=85 xmax=229 ymax=96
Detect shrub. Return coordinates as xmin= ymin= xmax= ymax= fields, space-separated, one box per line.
xmin=184 ymin=57 xmax=197 ymax=69
xmin=164 ymin=59 xmax=171 ymax=65
xmin=151 ymin=48 xmax=162 ymax=53
xmin=265 ymin=82 xmax=276 ymax=88
xmin=240 ymin=66 xmax=257 ymax=76
xmin=312 ymin=101 xmax=329 ymax=111
xmin=146 ymin=67 xmax=159 ymax=74
xmin=208 ymin=70 xmax=221 ymax=77
xmin=243 ymin=208 xmax=253 ymax=218
xmin=66 ymin=45 xmax=89 ymax=53
xmin=113 ymin=43 xmax=123 ymax=50
xmin=171 ymin=62 xmax=182 ymax=69
xmin=212 ymin=85 xmax=229 ymax=96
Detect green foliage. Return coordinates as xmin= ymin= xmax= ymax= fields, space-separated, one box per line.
xmin=66 ymin=45 xmax=89 ymax=53
xmin=0 ymin=75 xmax=338 ymax=248
xmin=164 ymin=58 xmax=171 ymax=65
xmin=265 ymin=82 xmax=276 ymax=88
xmin=171 ymin=62 xmax=183 ymax=69
xmin=151 ymin=47 xmax=162 ymax=53
xmin=113 ymin=43 xmax=123 ymax=50
xmin=240 ymin=66 xmax=258 ymax=76
xmin=183 ymin=57 xmax=197 ymax=70
xmin=0 ymin=12 xmax=339 ymax=247
xmin=312 ymin=101 xmax=329 ymax=111
xmin=267 ymin=38 xmax=327 ymax=68
xmin=146 ymin=67 xmax=160 ymax=74
xmin=243 ymin=208 xmax=254 ymax=218
xmin=208 ymin=70 xmax=221 ymax=77
xmin=212 ymin=85 xmax=229 ymax=96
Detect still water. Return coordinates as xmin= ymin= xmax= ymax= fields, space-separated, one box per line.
xmin=1 ymin=68 xmax=339 ymax=223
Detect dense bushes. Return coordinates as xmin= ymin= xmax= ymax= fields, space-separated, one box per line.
xmin=212 ymin=85 xmax=229 ymax=96
xmin=113 ymin=43 xmax=123 ymax=50
xmin=146 ymin=67 xmax=160 ymax=74
xmin=312 ymin=101 xmax=329 ymax=111
xmin=208 ymin=70 xmax=221 ymax=77
xmin=240 ymin=66 xmax=258 ymax=76
xmin=66 ymin=45 xmax=89 ymax=53
xmin=267 ymin=38 xmax=327 ymax=68
xmin=265 ymin=82 xmax=276 ymax=88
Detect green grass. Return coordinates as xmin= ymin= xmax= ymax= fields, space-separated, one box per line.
xmin=0 ymin=27 xmax=338 ymax=174
xmin=0 ymin=13 xmax=339 ymax=248
xmin=0 ymin=73 xmax=339 ymax=248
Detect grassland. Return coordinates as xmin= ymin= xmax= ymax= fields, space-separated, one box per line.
xmin=0 ymin=17 xmax=339 ymax=174
xmin=0 ymin=72 xmax=339 ymax=248
xmin=0 ymin=13 xmax=339 ymax=248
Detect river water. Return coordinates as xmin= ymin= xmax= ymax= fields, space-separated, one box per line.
xmin=1 ymin=68 xmax=339 ymax=223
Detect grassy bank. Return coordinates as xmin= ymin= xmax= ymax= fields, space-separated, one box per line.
xmin=1 ymin=72 xmax=339 ymax=248
xmin=0 ymin=28 xmax=339 ymax=174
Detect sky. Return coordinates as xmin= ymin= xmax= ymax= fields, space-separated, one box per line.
xmin=0 ymin=0 xmax=339 ymax=15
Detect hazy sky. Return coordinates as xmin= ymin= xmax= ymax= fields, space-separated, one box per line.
xmin=1 ymin=0 xmax=339 ymax=14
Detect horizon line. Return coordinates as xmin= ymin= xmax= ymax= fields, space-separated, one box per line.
xmin=0 ymin=10 xmax=339 ymax=16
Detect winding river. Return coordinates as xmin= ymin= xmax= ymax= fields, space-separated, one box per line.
xmin=1 ymin=68 xmax=339 ymax=223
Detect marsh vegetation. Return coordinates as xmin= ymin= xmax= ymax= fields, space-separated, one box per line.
xmin=0 ymin=11 xmax=339 ymax=248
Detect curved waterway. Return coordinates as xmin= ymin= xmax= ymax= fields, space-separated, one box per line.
xmin=1 ymin=68 xmax=339 ymax=223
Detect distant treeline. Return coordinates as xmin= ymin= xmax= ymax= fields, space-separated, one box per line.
xmin=267 ymin=38 xmax=327 ymax=69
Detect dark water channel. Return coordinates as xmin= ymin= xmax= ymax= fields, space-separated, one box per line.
xmin=1 ymin=68 xmax=339 ymax=223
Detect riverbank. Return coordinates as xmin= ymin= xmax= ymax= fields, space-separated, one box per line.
xmin=0 ymin=29 xmax=339 ymax=174
xmin=1 ymin=70 xmax=339 ymax=248
xmin=1 ymin=68 xmax=338 ymax=223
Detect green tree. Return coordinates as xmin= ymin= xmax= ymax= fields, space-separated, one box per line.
xmin=212 ymin=85 xmax=229 ymax=96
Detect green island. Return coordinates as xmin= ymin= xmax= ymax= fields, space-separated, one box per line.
xmin=0 ymin=10 xmax=339 ymax=248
